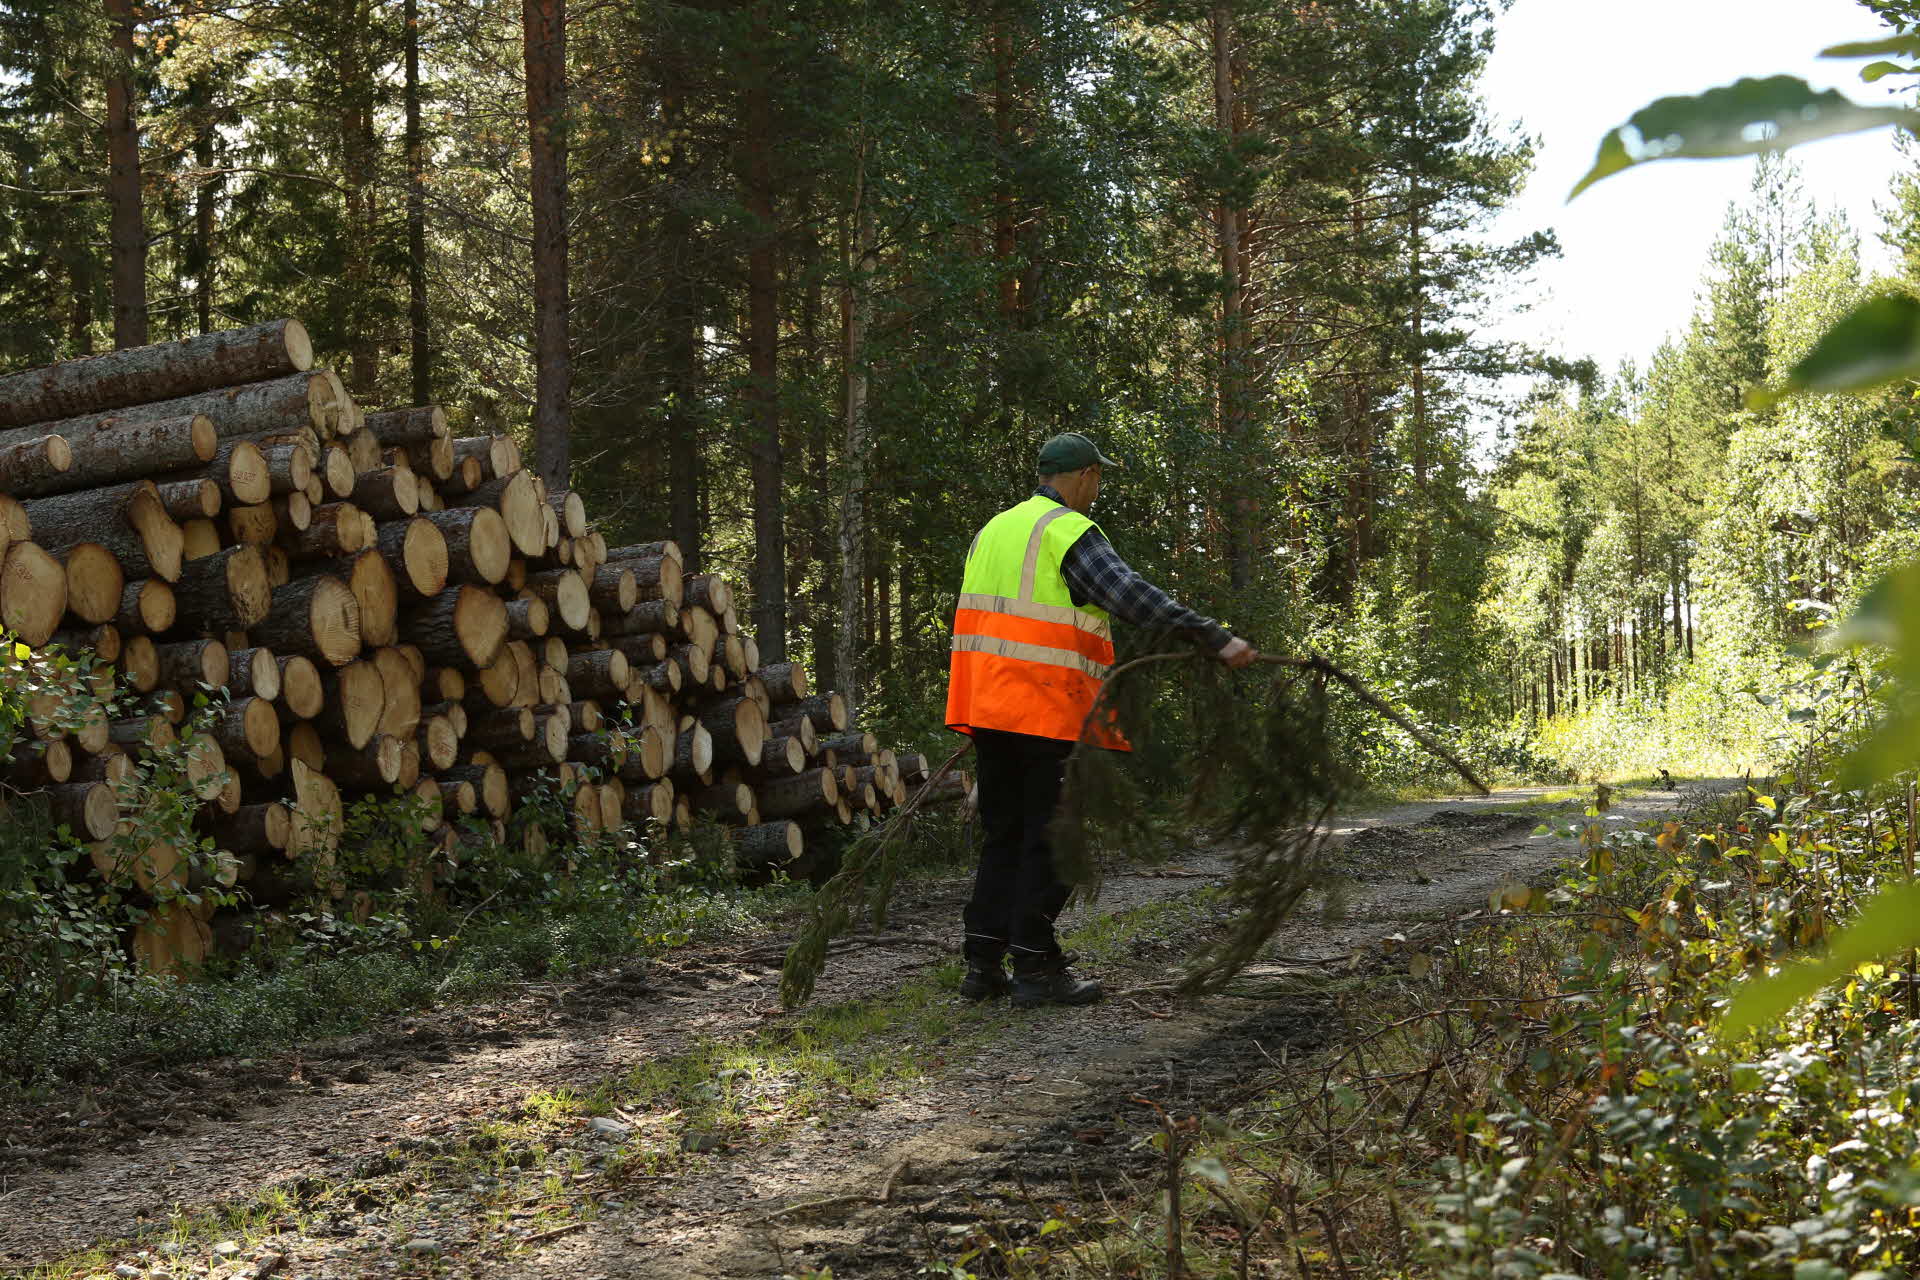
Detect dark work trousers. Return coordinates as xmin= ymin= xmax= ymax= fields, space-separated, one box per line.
xmin=963 ymin=727 xmax=1075 ymax=964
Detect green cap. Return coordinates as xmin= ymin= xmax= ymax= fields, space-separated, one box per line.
xmin=1036 ymin=432 xmax=1121 ymax=475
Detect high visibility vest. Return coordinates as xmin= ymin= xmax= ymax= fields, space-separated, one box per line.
xmin=945 ymin=495 xmax=1129 ymax=750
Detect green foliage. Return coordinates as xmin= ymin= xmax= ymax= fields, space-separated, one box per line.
xmin=1750 ymin=293 xmax=1920 ymax=405
xmin=1419 ymin=787 xmax=1920 ymax=1274
xmin=1571 ymin=75 xmax=1920 ymax=198
xmin=0 ymin=650 xmax=239 ymax=1078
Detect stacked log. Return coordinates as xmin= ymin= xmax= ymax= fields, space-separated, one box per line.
xmin=0 ymin=319 xmax=963 ymax=975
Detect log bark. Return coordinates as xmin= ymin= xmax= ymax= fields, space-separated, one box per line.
xmin=622 ymin=779 xmax=674 ymax=826
xmin=154 ymin=638 xmax=229 ymax=690
xmin=604 ymin=599 xmax=678 ymax=637
xmin=441 ymin=763 xmax=510 ymax=817
xmin=210 ymin=696 xmax=280 ymax=760
xmin=282 ymin=501 xmax=368 ymax=559
xmin=154 ymin=477 xmax=220 ymax=522
xmin=51 ymin=623 xmax=119 ymax=663
xmin=699 ymin=694 xmax=766 ymax=767
xmin=5 ymin=737 xmax=72 ymax=786
xmin=375 ymin=516 xmax=449 ymax=602
xmin=0 ymin=435 xmax=71 ymax=492
xmin=422 ymin=506 xmax=511 ymax=585
xmin=749 ymin=734 xmax=808 ymax=779
xmin=225 ymin=647 xmax=281 ymax=704
xmin=756 ymin=661 xmax=809 ymax=704
xmin=23 ymin=479 xmax=183 ymax=582
xmin=818 ymin=731 xmax=878 ymax=761
xmin=204 ymin=802 xmax=291 ymax=855
xmin=108 ymin=577 xmax=172 ymax=638
xmin=260 ymin=442 xmax=312 ymax=495
xmin=522 ymin=566 xmax=589 ymax=631
xmin=354 ymin=465 xmax=419 ymax=520
xmin=567 ymin=731 xmax=627 ymax=770
xmin=365 ymin=405 xmax=447 ymax=447
xmin=172 ymin=544 xmax=272 ymax=630
xmin=407 ymin=434 xmax=455 ymax=482
xmin=2 ymin=414 xmax=217 ymax=497
xmin=684 ymin=572 xmax=731 ymax=616
xmin=45 ymin=780 xmax=118 ymax=840
xmin=462 ymin=470 xmax=544 ymax=556
xmin=13 ymin=370 xmax=332 ymax=455
xmin=586 ymin=565 xmax=636 ymax=614
xmin=694 ymin=780 xmax=753 ymax=820
xmin=755 ymin=767 xmax=837 ymax=820
xmin=765 ymin=714 xmax=818 ymax=755
xmin=0 ymin=320 xmax=312 ymax=428
xmin=788 ymin=692 xmax=847 ymax=733
xmin=252 ymin=574 xmax=361 ymax=667
xmin=329 ymin=734 xmax=404 ymax=789
xmin=505 ymin=596 xmax=549 ymax=639
xmin=563 ymin=648 xmax=629 ymax=698
xmin=402 ymin=584 xmax=507 ymax=668
xmin=605 ymin=551 xmax=682 ymax=607
xmin=731 ymin=820 xmax=801 ymax=866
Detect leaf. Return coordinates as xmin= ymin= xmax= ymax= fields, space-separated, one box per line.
xmin=1570 ymin=76 xmax=1920 ymax=199
xmin=1718 ymin=879 xmax=1920 ymax=1041
xmin=1818 ymin=561 xmax=1920 ymax=784
xmin=1822 ymin=35 xmax=1920 ymax=59
xmin=1749 ymin=295 xmax=1920 ymax=407
xmin=1860 ymin=60 xmax=1918 ymax=83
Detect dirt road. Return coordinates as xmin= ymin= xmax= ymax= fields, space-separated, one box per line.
xmin=0 ymin=782 xmax=1718 ymax=1278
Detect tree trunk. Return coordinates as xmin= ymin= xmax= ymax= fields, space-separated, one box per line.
xmin=836 ymin=181 xmax=875 ymax=715
xmin=191 ymin=77 xmax=220 ymax=336
xmin=104 ymin=0 xmax=146 ymax=350
xmin=1212 ymin=4 xmax=1252 ymax=591
xmin=524 ymin=0 xmax=571 ymax=489
xmin=744 ymin=0 xmax=785 ymax=662
xmin=404 ymin=0 xmax=432 ymax=406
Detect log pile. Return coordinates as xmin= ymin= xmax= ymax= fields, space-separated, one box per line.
xmin=0 ymin=320 xmax=958 ymax=975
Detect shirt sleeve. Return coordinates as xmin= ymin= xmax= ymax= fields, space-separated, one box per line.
xmin=1059 ymin=529 xmax=1233 ymax=653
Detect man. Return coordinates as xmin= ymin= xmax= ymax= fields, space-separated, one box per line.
xmin=945 ymin=432 xmax=1258 ymax=1008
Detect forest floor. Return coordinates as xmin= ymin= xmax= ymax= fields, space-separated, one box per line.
xmin=0 ymin=780 xmax=1731 ymax=1280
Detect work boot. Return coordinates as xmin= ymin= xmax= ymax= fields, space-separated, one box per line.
xmin=960 ymin=958 xmax=1010 ymax=1000
xmin=1010 ymin=953 xmax=1103 ymax=1008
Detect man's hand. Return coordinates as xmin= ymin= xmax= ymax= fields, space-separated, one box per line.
xmin=1217 ymin=636 xmax=1258 ymax=669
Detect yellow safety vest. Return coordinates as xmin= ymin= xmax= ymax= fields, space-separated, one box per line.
xmin=945 ymin=495 xmax=1128 ymax=750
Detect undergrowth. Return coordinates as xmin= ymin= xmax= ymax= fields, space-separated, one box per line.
xmin=953 ymin=776 xmax=1920 ymax=1277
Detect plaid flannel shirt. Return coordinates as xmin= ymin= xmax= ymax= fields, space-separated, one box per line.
xmin=1036 ymin=485 xmax=1232 ymax=654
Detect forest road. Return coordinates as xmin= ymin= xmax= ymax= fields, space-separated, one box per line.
xmin=0 ymin=780 xmax=1732 ymax=1278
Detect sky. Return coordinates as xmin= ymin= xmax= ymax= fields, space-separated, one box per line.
xmin=1477 ymin=0 xmax=1909 ymax=377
